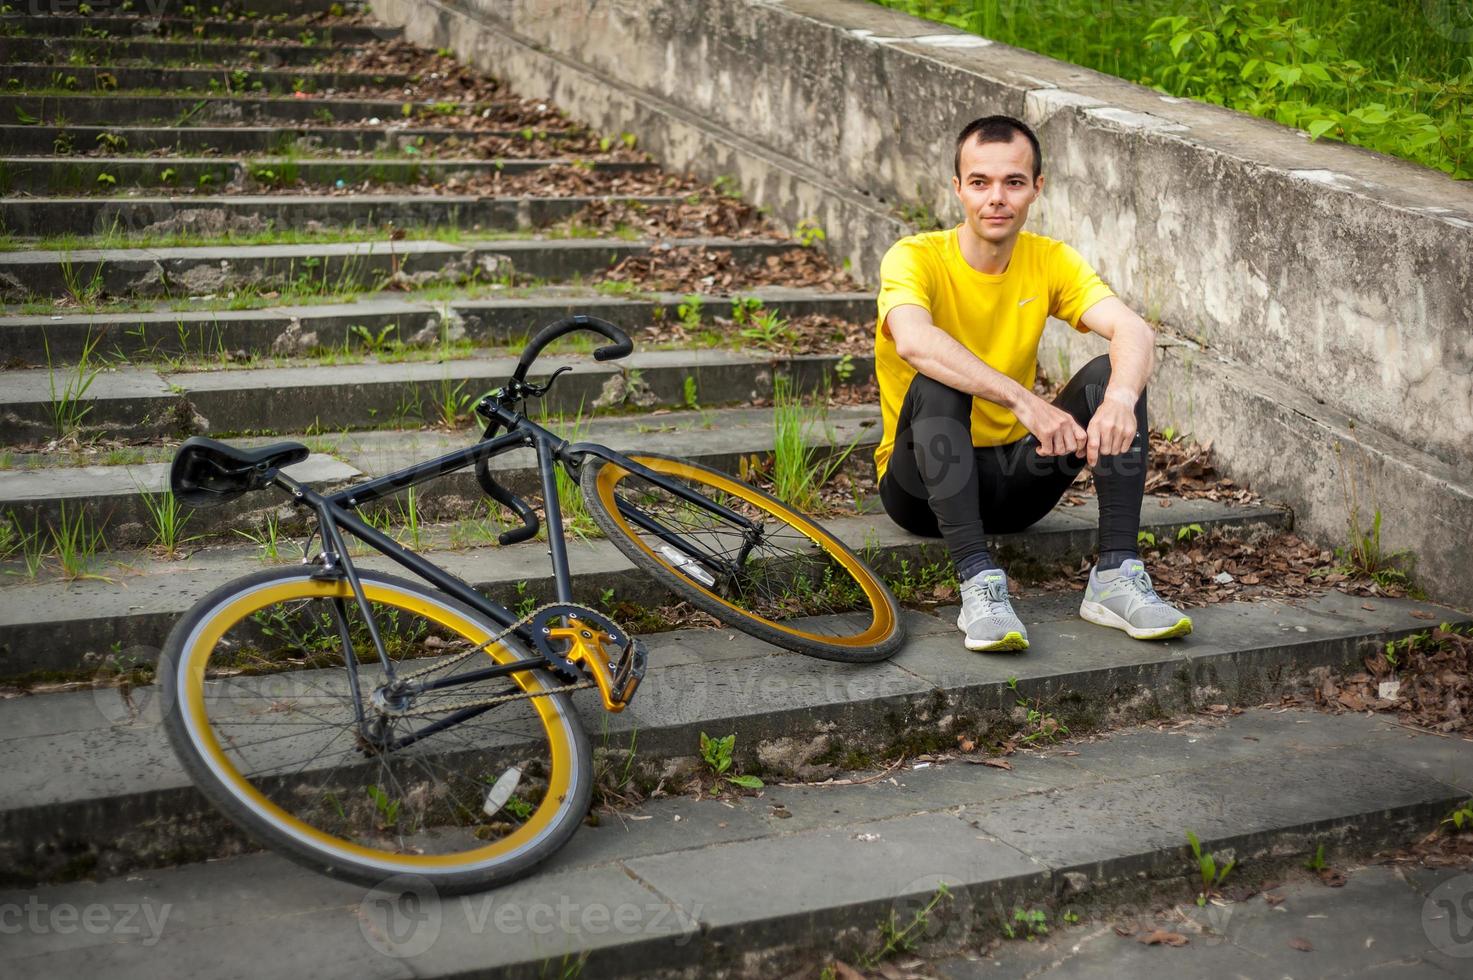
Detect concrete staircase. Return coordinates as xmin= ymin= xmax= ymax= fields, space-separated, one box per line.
xmin=2 ymin=2 xmax=1470 ymax=977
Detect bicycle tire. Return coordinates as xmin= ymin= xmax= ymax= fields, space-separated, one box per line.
xmin=160 ymin=567 xmax=592 ymax=895
xmin=580 ymin=451 xmax=903 ymax=662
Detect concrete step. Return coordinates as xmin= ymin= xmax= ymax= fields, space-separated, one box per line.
xmin=1 ymin=14 xmax=397 ymax=45
xmin=2 ymin=63 xmax=417 ymax=95
xmin=0 ymin=235 xmax=791 ymax=301
xmin=1 ymin=191 xmax=687 ymax=238
xmin=0 ymin=342 xmax=864 ymax=443
xmin=0 ymin=123 xmax=577 ymax=156
xmin=0 ymin=490 xmax=1294 ymax=678
xmin=0 ymin=35 xmax=346 ymax=68
xmin=0 ymin=155 xmax=651 ymax=196
xmin=3 ymin=287 xmax=873 ymax=364
xmin=11 ymin=706 xmax=1466 ymax=975
xmin=0 ymin=403 xmax=884 ymax=548
xmin=0 ymin=92 xmax=538 ymax=127
xmin=0 ymin=589 xmax=1464 ymax=893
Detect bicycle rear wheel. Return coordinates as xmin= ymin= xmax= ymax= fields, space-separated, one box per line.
xmin=580 ymin=451 xmax=902 ymax=662
xmin=160 ymin=568 xmax=591 ymax=895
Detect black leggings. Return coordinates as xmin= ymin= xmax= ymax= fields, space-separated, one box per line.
xmin=878 ymin=354 xmax=1147 ymax=572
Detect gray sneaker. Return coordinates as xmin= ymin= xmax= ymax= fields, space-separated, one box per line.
xmin=1080 ymin=559 xmax=1193 ymax=640
xmin=957 ymin=570 xmax=1028 ymax=652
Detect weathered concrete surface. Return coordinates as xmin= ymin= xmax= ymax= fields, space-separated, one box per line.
xmin=0 ymin=452 xmax=361 ymax=549
xmin=0 ymin=122 xmax=575 ymax=156
xmin=1 ymin=14 xmax=396 ymax=43
xmin=0 ymin=155 xmax=652 ymax=197
xmin=368 ymin=0 xmax=1473 ymax=605
xmin=0 ymin=36 xmax=343 ymax=68
xmin=0 ymin=234 xmax=792 ymax=299
xmin=1 ymin=64 xmax=414 ymax=94
xmin=0 ymin=347 xmax=874 ymax=441
xmin=1040 ymin=321 xmax=1473 ymax=610
xmin=3 ymin=707 xmax=1467 ymax=977
xmin=0 ymin=484 xmax=1289 ymax=674
xmin=946 ymin=863 xmax=1473 ymax=978
xmin=0 ymin=92 xmax=432 ymax=125
xmin=0 ymin=192 xmax=684 ymax=237
xmin=0 ymin=287 xmax=872 ymax=364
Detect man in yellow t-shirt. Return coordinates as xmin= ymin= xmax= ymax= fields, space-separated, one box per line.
xmin=876 ymin=115 xmax=1191 ymax=652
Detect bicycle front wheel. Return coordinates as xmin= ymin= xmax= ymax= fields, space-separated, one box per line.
xmin=160 ymin=568 xmax=592 ymax=895
xmin=581 ymin=451 xmax=902 ymax=662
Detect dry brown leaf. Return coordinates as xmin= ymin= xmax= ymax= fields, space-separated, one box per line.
xmin=982 ymin=758 xmax=1013 ymax=771
xmin=1289 ymin=937 xmax=1313 ymax=952
xmin=1137 ymin=929 xmax=1189 ymax=946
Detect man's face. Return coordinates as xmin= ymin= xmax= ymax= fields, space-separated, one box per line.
xmin=951 ymin=133 xmax=1043 ymax=245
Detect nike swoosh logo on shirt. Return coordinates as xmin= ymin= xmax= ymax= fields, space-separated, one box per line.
xmin=1017 ymin=296 xmax=1036 ymax=308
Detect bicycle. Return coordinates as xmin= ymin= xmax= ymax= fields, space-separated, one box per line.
xmin=160 ymin=314 xmax=903 ymax=894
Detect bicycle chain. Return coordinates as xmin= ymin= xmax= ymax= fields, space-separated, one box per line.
xmin=382 ymin=601 xmax=603 ymax=719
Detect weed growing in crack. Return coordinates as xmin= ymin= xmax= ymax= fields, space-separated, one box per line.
xmin=49 ymin=502 xmax=110 ymax=582
xmin=44 ymin=332 xmax=103 ymax=442
xmin=771 ymin=374 xmax=860 ymax=514
xmin=698 ymin=731 xmax=763 ymax=793
xmin=1186 ymin=829 xmax=1235 ymax=906
xmin=860 ymin=883 xmax=951 ymax=967
xmin=137 ymin=486 xmax=198 ymax=558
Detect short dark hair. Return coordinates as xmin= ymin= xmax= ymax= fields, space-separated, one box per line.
xmin=954 ymin=115 xmax=1042 ymax=181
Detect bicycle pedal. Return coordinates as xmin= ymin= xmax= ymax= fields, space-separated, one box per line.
xmin=611 ymin=637 xmax=647 ymax=706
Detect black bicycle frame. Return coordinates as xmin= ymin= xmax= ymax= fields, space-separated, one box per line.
xmin=267 ymin=402 xmax=762 ymax=694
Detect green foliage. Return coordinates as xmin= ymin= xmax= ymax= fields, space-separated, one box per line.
xmin=873 ymin=0 xmax=1473 ymax=178
xmin=676 ymin=294 xmax=703 ymax=331
xmin=1186 ymin=829 xmax=1235 ymax=905
xmin=45 ymin=332 xmax=103 ymax=441
xmin=350 ymin=323 xmax=399 ymax=355
xmin=833 ymin=352 xmax=857 ymax=384
xmin=1001 ymin=905 xmax=1049 ymax=941
xmin=740 ymin=309 xmax=795 ymax=350
xmin=49 ymin=502 xmax=109 ymax=582
xmin=730 ymin=295 xmax=766 ymax=326
xmin=366 ymin=785 xmax=400 ymax=828
xmin=1305 ymin=842 xmax=1328 ymax=871
xmin=138 ymin=488 xmax=198 ymax=557
xmin=1444 ymin=800 xmax=1473 ymax=832
xmin=1337 ymin=507 xmax=1415 ymax=588
xmin=1176 ymin=522 xmax=1204 ymax=542
xmin=771 ymin=375 xmax=860 ymax=514
xmin=1137 ymin=529 xmax=1157 ymax=549
xmin=794 ymin=218 xmax=827 ymax=247
xmin=698 ymin=731 xmax=764 ymax=790
xmin=862 ymin=884 xmax=951 ymax=966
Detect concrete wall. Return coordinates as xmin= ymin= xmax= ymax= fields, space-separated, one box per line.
xmin=371 ymin=0 xmax=1473 ymax=606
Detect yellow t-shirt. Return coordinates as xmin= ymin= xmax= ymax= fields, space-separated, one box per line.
xmin=873 ymin=227 xmax=1115 ymax=480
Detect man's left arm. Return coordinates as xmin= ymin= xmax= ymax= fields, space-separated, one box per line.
xmin=1077 ymin=296 xmax=1155 ymax=467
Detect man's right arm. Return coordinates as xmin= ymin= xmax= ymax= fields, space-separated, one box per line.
xmin=886 ymin=304 xmax=1087 ymax=457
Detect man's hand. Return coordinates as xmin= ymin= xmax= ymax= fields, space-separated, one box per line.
xmin=1013 ymin=392 xmax=1087 ymax=457
xmin=1085 ymin=389 xmax=1138 ymax=467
